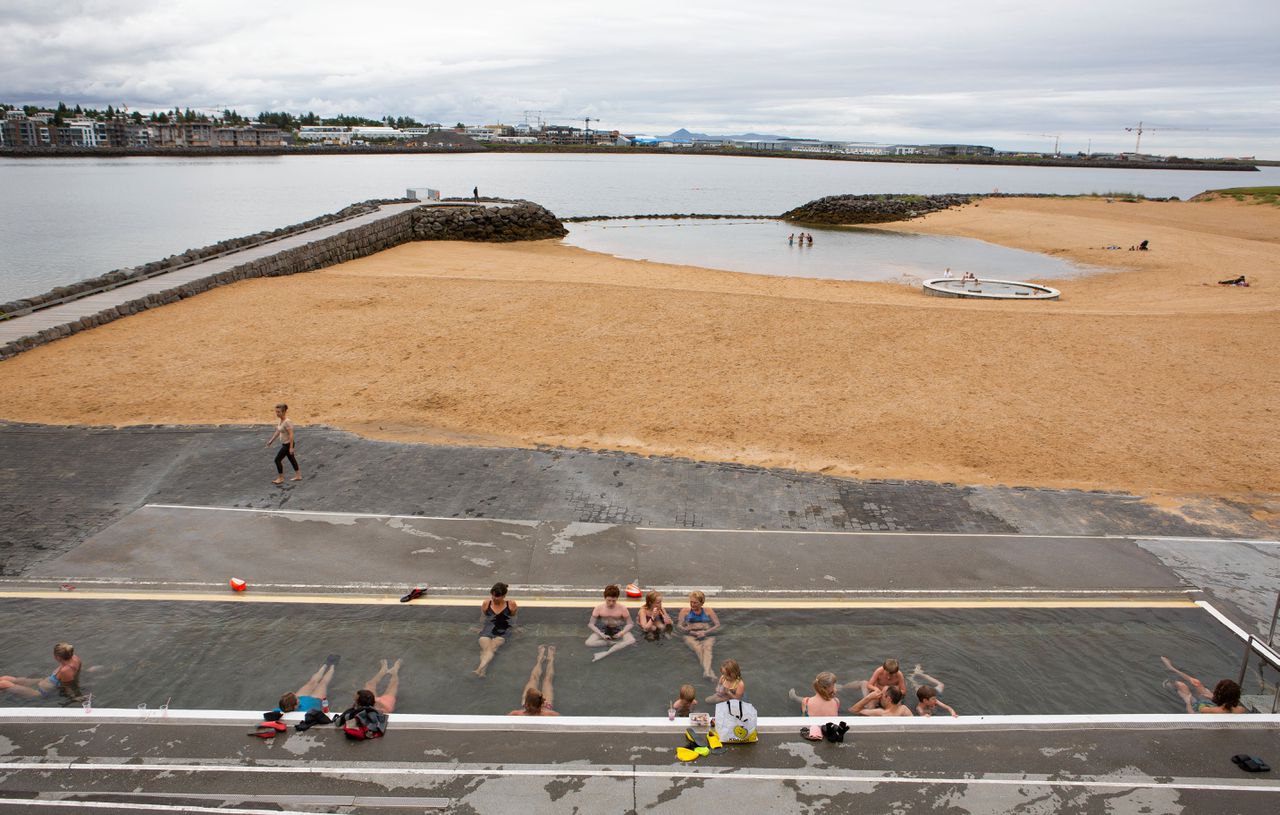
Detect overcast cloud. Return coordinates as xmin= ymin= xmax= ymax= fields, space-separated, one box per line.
xmin=2 ymin=0 xmax=1277 ymax=156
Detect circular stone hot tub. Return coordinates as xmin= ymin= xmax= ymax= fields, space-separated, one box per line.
xmin=923 ymin=278 xmax=1060 ymax=300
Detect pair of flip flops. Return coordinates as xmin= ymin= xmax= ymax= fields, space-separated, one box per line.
xmin=676 ymin=728 xmax=725 ymax=762
xmin=1232 ymin=754 xmax=1271 ymax=773
xmin=248 ymin=720 xmax=287 ymax=739
xmin=400 ymin=585 xmax=428 ymax=603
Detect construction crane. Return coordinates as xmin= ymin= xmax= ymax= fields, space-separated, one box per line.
xmin=1124 ymin=122 xmax=1207 ymax=154
xmin=523 ymin=110 xmax=557 ymax=130
xmin=584 ymin=116 xmax=594 ymax=142
xmin=1125 ymin=121 xmax=1151 ymax=153
xmin=1022 ymin=133 xmax=1061 ymax=155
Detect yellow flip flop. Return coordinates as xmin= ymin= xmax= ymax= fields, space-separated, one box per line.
xmin=706 ymin=729 xmax=725 ymax=754
xmin=676 ymin=746 xmax=702 ymax=762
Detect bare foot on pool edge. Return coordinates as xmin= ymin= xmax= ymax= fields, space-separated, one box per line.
xmin=592 ymin=651 xmax=608 ymax=663
xmin=272 ymin=477 xmax=284 ymax=485
xmin=291 ymin=474 xmax=302 ymax=481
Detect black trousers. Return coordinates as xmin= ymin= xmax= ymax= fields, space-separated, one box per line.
xmin=274 ymin=445 xmax=299 ymax=473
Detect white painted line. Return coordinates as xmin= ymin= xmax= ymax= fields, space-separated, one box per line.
xmin=139 ymin=505 xmax=1280 ymax=545
xmin=0 ymin=577 xmax=1192 ymax=597
xmin=1 ymin=761 xmax=1276 ymax=795
xmin=1137 ymin=536 xmax=1280 ymax=547
xmin=2 ymin=708 xmax=1276 ymax=730
xmin=641 ymin=527 xmax=1121 ymax=540
xmin=1197 ymin=600 xmax=1280 ymax=669
xmin=0 ymin=800 xmax=309 ymax=815
xmin=143 ymin=503 xmax=540 ymax=526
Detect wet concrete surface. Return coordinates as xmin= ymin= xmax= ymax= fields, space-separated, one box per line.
xmin=0 ymin=719 xmax=1277 ymax=814
xmin=3 ymin=422 xmax=1275 ymax=579
xmin=26 ymin=505 xmax=1188 ymax=597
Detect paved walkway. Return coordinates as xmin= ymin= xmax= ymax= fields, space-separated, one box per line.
xmin=2 ymin=718 xmax=1277 ymax=814
xmin=0 ymin=202 xmax=420 ymax=345
xmin=25 ymin=504 xmax=1189 ymax=597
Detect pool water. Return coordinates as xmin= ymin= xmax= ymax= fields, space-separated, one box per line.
xmin=1 ymin=601 xmax=1263 ymax=717
xmin=562 ymin=219 xmax=1099 ymax=283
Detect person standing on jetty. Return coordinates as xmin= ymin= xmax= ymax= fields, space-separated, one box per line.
xmin=264 ymin=403 xmax=301 ymax=484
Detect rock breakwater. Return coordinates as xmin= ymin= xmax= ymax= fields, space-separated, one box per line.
xmin=782 ymin=194 xmax=972 ymax=225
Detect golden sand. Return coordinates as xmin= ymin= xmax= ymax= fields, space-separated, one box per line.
xmin=1 ymin=196 xmax=1277 ymax=499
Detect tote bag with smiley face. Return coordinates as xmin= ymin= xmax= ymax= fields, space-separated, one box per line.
xmin=714 ymin=699 xmax=758 ymax=744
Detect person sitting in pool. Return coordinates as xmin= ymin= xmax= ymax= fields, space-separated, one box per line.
xmin=509 ymin=645 xmax=558 ymax=715
xmin=705 ymin=658 xmax=746 ymax=704
xmin=677 ymin=590 xmax=722 ymax=680
xmin=276 ymin=656 xmax=338 ymax=714
xmin=0 ymin=642 xmax=82 ymax=701
xmin=850 ymin=685 xmax=914 ymax=716
xmin=637 ymin=590 xmax=674 ymax=641
xmin=332 ymin=662 xmax=400 ymax=739
xmin=841 ymin=658 xmax=907 ymax=706
xmin=789 ymin=671 xmax=841 ymax=717
xmin=586 ymin=584 xmax=636 ymax=662
xmin=360 ymin=659 xmax=401 ymax=714
xmin=474 ymin=582 xmax=518 ymax=677
xmin=1160 ymin=656 xmax=1248 ymax=714
xmin=915 ymin=685 xmax=958 ymax=717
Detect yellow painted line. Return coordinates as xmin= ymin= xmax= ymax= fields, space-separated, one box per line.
xmin=0 ymin=590 xmax=1198 ymax=610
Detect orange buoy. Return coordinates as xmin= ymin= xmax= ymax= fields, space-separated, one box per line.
xmin=625 ymin=582 xmax=642 ymax=598
xmin=229 ymin=577 xmax=247 ymax=592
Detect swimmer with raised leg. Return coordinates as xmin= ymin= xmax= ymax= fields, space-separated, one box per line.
xmin=509 ymin=645 xmax=558 ymax=715
xmin=276 ymin=656 xmax=338 ymax=714
xmin=361 ymin=659 xmax=400 ymax=713
xmin=1160 ymin=656 xmax=1248 ymax=714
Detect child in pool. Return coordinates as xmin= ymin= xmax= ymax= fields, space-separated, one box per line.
xmin=705 ymin=659 xmax=746 ymax=704
xmin=670 ymin=684 xmax=697 ymax=717
xmin=638 ymin=590 xmax=674 ymax=641
xmin=915 ymin=686 xmax=957 ymax=717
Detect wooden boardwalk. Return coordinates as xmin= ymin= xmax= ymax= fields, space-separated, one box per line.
xmin=0 ymin=202 xmax=421 ymax=346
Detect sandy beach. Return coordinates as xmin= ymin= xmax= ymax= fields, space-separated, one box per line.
xmin=1 ymin=196 xmax=1277 ymax=500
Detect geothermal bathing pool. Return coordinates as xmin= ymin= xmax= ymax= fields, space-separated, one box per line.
xmin=1 ymin=599 xmax=1263 ymax=717
xmin=562 ymin=218 xmax=1099 ymax=283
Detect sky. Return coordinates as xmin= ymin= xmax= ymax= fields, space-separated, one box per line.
xmin=2 ymin=0 xmax=1277 ymax=158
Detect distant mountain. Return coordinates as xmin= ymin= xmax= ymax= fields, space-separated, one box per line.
xmin=664 ymin=128 xmax=798 ymax=142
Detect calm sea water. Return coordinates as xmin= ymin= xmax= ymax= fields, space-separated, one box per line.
xmin=2 ymin=153 xmax=1276 ymax=301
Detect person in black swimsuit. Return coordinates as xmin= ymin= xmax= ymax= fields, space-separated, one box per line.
xmin=474 ymin=582 xmax=518 ymax=677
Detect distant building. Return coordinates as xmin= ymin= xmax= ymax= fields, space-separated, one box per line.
xmin=918 ymin=144 xmax=996 ymax=157
xmin=152 ymin=122 xmax=282 ymax=148
xmin=298 ymin=125 xmax=352 ymax=144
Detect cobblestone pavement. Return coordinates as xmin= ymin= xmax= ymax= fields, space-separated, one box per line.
xmin=2 ymin=422 xmax=1275 ymax=576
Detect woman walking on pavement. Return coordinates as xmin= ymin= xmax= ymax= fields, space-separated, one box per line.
xmin=265 ymin=403 xmax=301 ymax=484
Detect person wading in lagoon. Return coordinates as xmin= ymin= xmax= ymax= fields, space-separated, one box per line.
xmin=474 ymin=582 xmax=518 ymax=677
xmin=264 ymin=403 xmax=301 ymax=484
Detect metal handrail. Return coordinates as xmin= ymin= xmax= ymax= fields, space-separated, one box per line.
xmin=1268 ymin=590 xmax=1279 ymax=647
xmin=1236 ymin=634 xmax=1280 ymax=714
